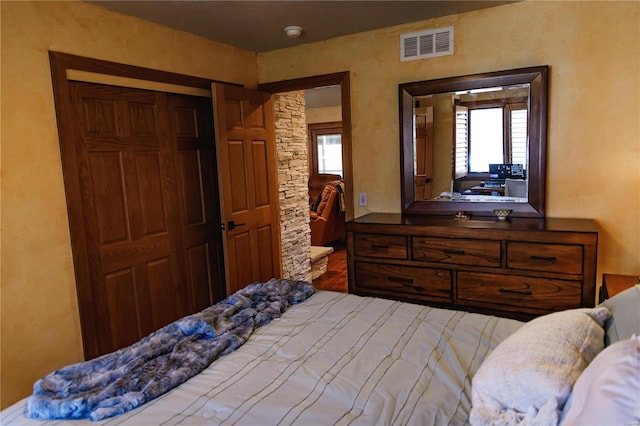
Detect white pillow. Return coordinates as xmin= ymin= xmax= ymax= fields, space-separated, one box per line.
xmin=561 ymin=335 xmax=640 ymax=425
xmin=470 ymin=307 xmax=610 ymax=425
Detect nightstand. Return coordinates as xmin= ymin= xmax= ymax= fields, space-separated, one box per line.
xmin=599 ymin=273 xmax=640 ymax=303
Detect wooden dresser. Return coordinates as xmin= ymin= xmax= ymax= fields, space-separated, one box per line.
xmin=346 ymin=213 xmax=598 ymax=321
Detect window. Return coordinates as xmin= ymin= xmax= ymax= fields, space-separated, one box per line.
xmin=455 ymin=101 xmax=528 ymax=176
xmin=308 ymin=122 xmax=343 ymax=177
xmin=469 ymin=107 xmax=504 ymax=172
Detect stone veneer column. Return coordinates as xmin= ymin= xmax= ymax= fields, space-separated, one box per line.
xmin=273 ymin=91 xmax=312 ymax=282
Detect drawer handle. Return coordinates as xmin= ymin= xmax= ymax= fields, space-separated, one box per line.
xmin=443 ymin=248 xmax=465 ymax=255
xmin=371 ymin=244 xmax=390 ymax=249
xmin=498 ymin=287 xmax=532 ymax=296
xmin=530 ymin=255 xmax=557 ymax=262
xmin=388 ymin=276 xmax=414 ymax=285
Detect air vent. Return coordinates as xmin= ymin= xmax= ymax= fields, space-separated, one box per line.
xmin=401 ymin=26 xmax=454 ymax=62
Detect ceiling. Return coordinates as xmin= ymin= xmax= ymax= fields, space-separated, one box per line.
xmin=87 ymin=1 xmax=517 ymax=53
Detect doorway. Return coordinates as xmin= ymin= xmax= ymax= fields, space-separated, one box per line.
xmin=259 ymin=73 xmax=352 ymax=288
xmin=259 ymin=72 xmax=353 ymax=222
xmin=306 ymin=84 xmax=343 ymax=178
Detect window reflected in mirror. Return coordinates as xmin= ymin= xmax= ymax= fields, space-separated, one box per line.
xmin=413 ymin=84 xmax=530 ymax=202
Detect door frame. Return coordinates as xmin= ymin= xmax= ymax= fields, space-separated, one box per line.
xmin=48 ymin=52 xmax=240 ymax=356
xmin=258 ymin=72 xmax=354 ymax=221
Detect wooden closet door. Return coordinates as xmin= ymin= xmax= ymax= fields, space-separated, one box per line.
xmin=69 ymin=82 xmax=189 ymax=357
xmin=166 ymin=94 xmax=225 ymax=311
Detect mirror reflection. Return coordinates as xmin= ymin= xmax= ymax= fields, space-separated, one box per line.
xmin=413 ymin=84 xmax=529 ymax=203
xmin=399 ymin=66 xmax=548 ymax=217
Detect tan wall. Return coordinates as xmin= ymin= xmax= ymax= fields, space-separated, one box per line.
xmin=259 ymin=1 xmax=640 ymax=285
xmin=306 ymin=106 xmax=342 ymax=124
xmin=0 ymin=1 xmax=256 ymax=408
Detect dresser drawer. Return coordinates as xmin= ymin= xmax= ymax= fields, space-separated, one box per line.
xmin=355 ymin=262 xmax=452 ymax=302
xmin=507 ymin=242 xmax=583 ymax=274
xmin=412 ymin=237 xmax=501 ymax=267
xmin=457 ymin=271 xmax=582 ymax=312
xmin=354 ymin=233 xmax=408 ymax=259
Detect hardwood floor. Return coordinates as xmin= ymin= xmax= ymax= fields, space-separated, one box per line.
xmin=312 ymin=242 xmax=348 ymax=293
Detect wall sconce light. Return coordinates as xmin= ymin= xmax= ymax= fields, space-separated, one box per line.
xmin=284 ymin=26 xmax=303 ymax=39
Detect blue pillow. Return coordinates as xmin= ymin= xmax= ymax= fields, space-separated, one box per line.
xmin=599 ymin=284 xmax=640 ymax=346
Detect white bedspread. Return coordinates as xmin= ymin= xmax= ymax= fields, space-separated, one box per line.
xmin=2 ymin=291 xmax=522 ymax=425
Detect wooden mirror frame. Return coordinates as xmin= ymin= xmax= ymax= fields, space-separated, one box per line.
xmin=399 ymin=65 xmax=548 ymax=218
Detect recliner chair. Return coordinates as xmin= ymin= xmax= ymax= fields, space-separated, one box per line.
xmin=308 ymin=173 xmax=342 ymax=208
xmin=309 ymin=177 xmax=345 ymax=246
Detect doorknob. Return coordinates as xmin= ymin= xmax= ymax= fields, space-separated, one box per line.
xmin=226 ymin=220 xmax=246 ymax=231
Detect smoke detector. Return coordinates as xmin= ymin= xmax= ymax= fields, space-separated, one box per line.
xmin=284 ymin=26 xmax=303 ymax=39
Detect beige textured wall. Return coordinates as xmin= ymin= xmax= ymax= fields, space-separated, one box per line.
xmin=0 ymin=1 xmax=256 ymax=408
xmin=306 ymin=106 xmax=342 ymax=124
xmin=259 ymin=1 xmax=640 ymax=282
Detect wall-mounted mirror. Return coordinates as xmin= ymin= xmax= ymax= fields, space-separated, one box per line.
xmin=400 ymin=66 xmax=548 ymax=217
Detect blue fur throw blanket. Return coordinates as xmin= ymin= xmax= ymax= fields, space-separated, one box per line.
xmin=26 ymin=278 xmax=315 ymax=422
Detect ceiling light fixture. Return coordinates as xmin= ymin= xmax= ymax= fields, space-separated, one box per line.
xmin=284 ymin=26 xmax=303 ymax=39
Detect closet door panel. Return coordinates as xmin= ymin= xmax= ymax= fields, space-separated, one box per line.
xmin=69 ymin=82 xmax=189 ymax=357
xmin=168 ymin=94 xmax=225 ymax=311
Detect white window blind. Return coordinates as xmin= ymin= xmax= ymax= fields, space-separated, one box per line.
xmin=454 ymin=105 xmax=468 ymax=179
xmin=510 ymin=108 xmax=528 ymax=169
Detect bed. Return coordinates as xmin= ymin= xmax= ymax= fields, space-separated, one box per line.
xmin=2 ymin=279 xmax=639 ymax=426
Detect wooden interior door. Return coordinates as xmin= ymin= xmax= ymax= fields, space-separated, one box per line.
xmin=414 ymin=106 xmax=434 ymax=200
xmin=67 ymin=82 xmax=224 ymax=358
xmin=212 ymin=83 xmax=282 ymax=294
xmin=167 ymin=94 xmax=226 ymax=311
